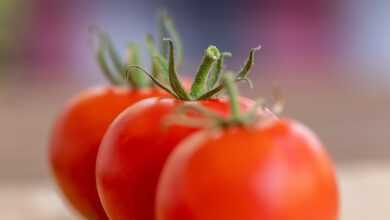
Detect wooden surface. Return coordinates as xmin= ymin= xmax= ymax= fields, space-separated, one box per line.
xmin=0 ymin=163 xmax=389 ymax=220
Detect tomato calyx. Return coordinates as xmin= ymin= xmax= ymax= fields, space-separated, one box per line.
xmin=92 ymin=11 xmax=181 ymax=89
xmin=170 ymin=73 xmax=284 ymax=129
xmin=130 ymin=39 xmax=261 ymax=101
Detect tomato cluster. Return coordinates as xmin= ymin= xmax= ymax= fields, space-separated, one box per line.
xmin=48 ymin=12 xmax=339 ymax=220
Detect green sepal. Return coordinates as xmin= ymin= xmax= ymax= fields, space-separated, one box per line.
xmin=96 ymin=45 xmax=123 ymax=85
xmin=197 ymin=46 xmax=260 ymax=99
xmin=165 ymin=39 xmax=191 ymax=100
xmin=207 ymin=52 xmax=232 ymax=90
xmin=189 ymin=46 xmax=221 ymax=99
xmin=160 ymin=10 xmax=183 ymax=68
xmin=236 ymin=46 xmax=261 ymax=83
xmin=145 ymin=34 xmax=169 ymax=82
xmin=100 ymin=32 xmax=124 ymax=75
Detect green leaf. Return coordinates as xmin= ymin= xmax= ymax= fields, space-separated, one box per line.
xmin=207 ymin=52 xmax=232 ymax=90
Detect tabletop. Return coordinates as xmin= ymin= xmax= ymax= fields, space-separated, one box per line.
xmin=1 ymin=163 xmax=389 ymax=220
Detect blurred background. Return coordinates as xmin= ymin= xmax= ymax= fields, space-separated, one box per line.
xmin=0 ymin=0 xmax=389 ymax=219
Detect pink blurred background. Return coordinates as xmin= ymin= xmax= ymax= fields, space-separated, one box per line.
xmin=0 ymin=0 xmax=389 ymax=219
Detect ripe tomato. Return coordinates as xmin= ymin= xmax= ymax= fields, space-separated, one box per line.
xmin=49 ymin=10 xmax=196 ymax=219
xmin=156 ymin=119 xmax=339 ymax=220
xmin=49 ymin=86 xmax=165 ymax=220
xmin=95 ymin=96 xmax=253 ymax=220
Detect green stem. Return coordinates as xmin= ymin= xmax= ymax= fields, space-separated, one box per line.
xmin=96 ymin=45 xmax=123 ymax=85
xmin=146 ymin=34 xmax=169 ymax=82
xmin=101 ymin=32 xmax=124 ymax=75
xmin=127 ymin=66 xmax=179 ymax=98
xmin=236 ymin=46 xmax=261 ymax=80
xmin=125 ymin=43 xmax=150 ymax=88
xmin=145 ymin=35 xmax=159 ymax=78
xmin=168 ymin=74 xmax=264 ymax=129
xmin=222 ymin=74 xmax=241 ymax=119
xmin=158 ymin=9 xmax=169 ymax=59
xmin=160 ymin=10 xmax=183 ymax=68
xmin=197 ymin=46 xmax=260 ymax=99
xmin=207 ymin=52 xmax=231 ymax=90
xmin=129 ymin=43 xmax=150 ymax=88
xmin=166 ymin=39 xmax=190 ymax=100
xmin=190 ymin=46 xmax=221 ymax=99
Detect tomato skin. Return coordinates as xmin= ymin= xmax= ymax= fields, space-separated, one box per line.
xmin=49 ymin=86 xmax=165 ymax=220
xmin=156 ymin=119 xmax=339 ymax=220
xmin=96 ymin=97 xmax=253 ymax=220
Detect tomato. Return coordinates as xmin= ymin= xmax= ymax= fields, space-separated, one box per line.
xmin=94 ymin=38 xmax=261 ymax=219
xmin=95 ymin=96 xmax=253 ymax=220
xmin=156 ymin=118 xmax=339 ymax=220
xmin=49 ymin=86 xmax=165 ymax=220
xmin=49 ymin=11 xmax=200 ymax=219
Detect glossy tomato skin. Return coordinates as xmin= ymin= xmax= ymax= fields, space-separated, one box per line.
xmin=96 ymin=97 xmax=253 ymax=220
xmin=49 ymin=86 xmax=165 ymax=220
xmin=157 ymin=119 xmax=339 ymax=220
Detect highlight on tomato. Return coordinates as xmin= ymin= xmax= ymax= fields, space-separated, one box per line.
xmin=156 ymin=74 xmax=339 ymax=220
xmin=48 ymin=12 xmax=181 ymax=220
xmin=95 ymin=38 xmax=261 ymax=220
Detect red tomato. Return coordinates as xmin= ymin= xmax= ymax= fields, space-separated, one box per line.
xmin=49 ymin=86 xmax=165 ymax=220
xmin=95 ymin=97 xmax=253 ymax=220
xmin=156 ymin=119 xmax=339 ymax=220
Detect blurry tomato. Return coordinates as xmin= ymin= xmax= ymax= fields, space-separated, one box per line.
xmin=49 ymin=86 xmax=165 ymax=220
